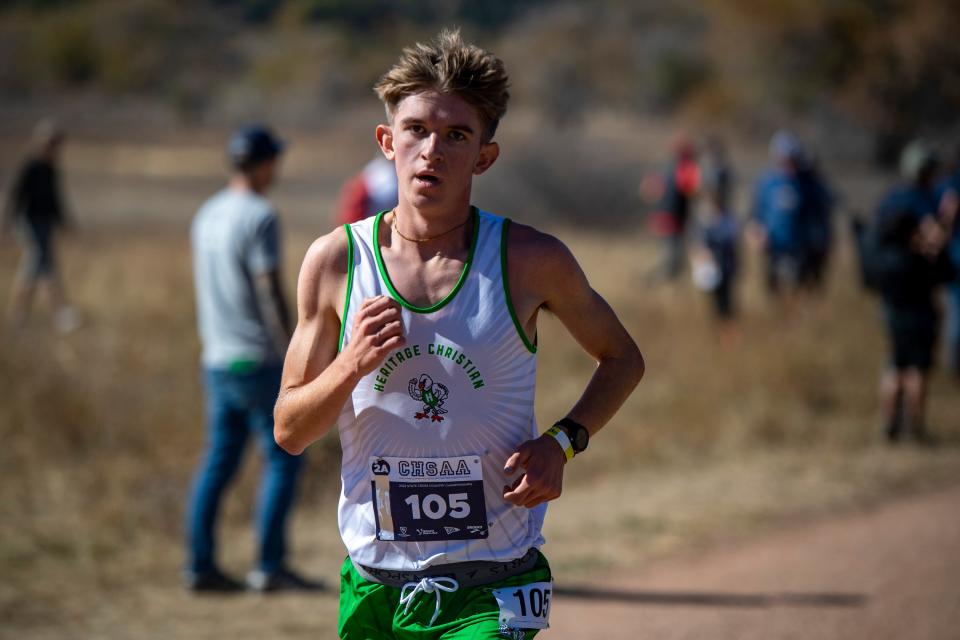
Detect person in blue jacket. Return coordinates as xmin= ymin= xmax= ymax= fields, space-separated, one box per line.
xmin=751 ymin=131 xmax=807 ymax=297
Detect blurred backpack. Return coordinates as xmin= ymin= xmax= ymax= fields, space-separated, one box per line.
xmin=853 ymin=207 xmax=954 ymax=295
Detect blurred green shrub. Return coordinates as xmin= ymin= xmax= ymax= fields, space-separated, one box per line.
xmin=31 ymin=13 xmax=101 ymax=86
xmin=650 ymin=49 xmax=712 ymax=110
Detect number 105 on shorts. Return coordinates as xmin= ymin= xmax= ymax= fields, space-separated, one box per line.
xmin=492 ymin=581 xmax=553 ymax=630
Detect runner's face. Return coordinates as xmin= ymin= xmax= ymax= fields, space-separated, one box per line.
xmin=380 ymin=90 xmax=498 ymax=214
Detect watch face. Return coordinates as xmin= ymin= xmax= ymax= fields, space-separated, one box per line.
xmin=557 ymin=420 xmax=589 ymax=453
xmin=572 ymin=428 xmax=589 ymax=451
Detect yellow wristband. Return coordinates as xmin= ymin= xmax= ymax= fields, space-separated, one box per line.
xmin=545 ymin=425 xmax=575 ymax=462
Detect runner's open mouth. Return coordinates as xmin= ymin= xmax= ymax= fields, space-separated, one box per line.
xmin=416 ymin=173 xmax=440 ymax=185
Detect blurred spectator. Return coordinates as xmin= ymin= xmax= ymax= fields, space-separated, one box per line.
xmin=866 ymin=141 xmax=953 ymax=443
xmin=647 ymin=135 xmax=700 ymax=283
xmin=877 ymin=141 xmax=942 ymax=224
xmin=186 ymin=125 xmax=318 ymax=593
xmin=936 ymin=144 xmax=960 ymax=377
xmin=3 ymin=119 xmax=81 ymax=333
xmin=795 ymin=150 xmax=836 ymax=292
xmin=750 ymin=131 xmax=806 ymax=298
xmin=692 ymin=188 xmax=740 ymax=345
xmin=701 ymin=135 xmax=733 ymax=212
xmin=335 ymin=155 xmax=398 ymax=224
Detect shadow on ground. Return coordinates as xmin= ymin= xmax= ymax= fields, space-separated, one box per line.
xmin=554 ymin=585 xmax=868 ymax=608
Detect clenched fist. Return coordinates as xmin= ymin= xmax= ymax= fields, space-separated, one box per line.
xmin=502 ymin=434 xmax=567 ymax=509
xmin=341 ymin=295 xmax=406 ymax=378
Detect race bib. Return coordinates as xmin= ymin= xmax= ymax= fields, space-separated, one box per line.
xmin=370 ymin=455 xmax=489 ymax=542
xmin=491 ymin=581 xmax=553 ymax=630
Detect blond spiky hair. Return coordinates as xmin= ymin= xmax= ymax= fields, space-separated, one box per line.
xmin=374 ymin=29 xmax=510 ymax=141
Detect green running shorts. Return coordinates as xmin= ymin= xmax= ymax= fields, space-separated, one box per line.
xmin=338 ymin=551 xmax=553 ymax=639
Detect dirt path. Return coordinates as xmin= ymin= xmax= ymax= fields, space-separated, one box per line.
xmin=547 ymin=485 xmax=960 ymax=640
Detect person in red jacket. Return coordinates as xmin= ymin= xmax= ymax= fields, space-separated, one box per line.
xmin=647 ymin=135 xmax=700 ymax=283
xmin=336 ymin=156 xmax=399 ymax=224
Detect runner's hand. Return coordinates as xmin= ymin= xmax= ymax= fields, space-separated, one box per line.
xmin=502 ymin=435 xmax=567 ymax=509
xmin=340 ymin=295 xmax=405 ymax=378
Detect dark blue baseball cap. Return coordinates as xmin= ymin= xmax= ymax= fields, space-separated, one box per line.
xmin=227 ymin=124 xmax=285 ymax=169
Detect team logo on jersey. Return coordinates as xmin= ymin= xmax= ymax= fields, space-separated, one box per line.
xmin=408 ymin=374 xmax=449 ymax=422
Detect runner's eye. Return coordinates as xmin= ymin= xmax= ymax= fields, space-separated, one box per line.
xmin=448 ymin=131 xmax=467 ymax=142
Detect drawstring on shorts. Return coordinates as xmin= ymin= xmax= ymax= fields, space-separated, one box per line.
xmin=398 ymin=576 xmax=460 ymax=626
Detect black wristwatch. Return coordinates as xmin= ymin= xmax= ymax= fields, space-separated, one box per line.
xmin=555 ymin=418 xmax=590 ymax=455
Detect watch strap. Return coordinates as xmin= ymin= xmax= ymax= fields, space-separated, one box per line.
xmin=544 ymin=424 xmax=575 ymax=462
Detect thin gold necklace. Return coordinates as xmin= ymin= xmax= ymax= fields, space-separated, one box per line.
xmin=392 ymin=208 xmax=471 ymax=243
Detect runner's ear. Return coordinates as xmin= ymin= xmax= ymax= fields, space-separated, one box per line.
xmin=376 ymin=124 xmax=396 ymax=160
xmin=473 ymin=141 xmax=499 ymax=175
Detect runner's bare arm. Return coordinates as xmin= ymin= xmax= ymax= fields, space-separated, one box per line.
xmin=536 ymin=237 xmax=645 ymax=435
xmin=503 ymin=224 xmax=644 ymax=508
xmin=274 ymin=228 xmax=405 ymax=455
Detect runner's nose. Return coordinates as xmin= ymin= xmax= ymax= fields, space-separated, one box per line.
xmin=421 ymin=133 xmax=443 ymax=162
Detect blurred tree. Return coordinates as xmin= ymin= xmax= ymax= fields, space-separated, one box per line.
xmin=707 ymin=0 xmax=960 ymax=164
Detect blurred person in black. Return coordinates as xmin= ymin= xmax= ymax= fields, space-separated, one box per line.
xmin=701 ymin=135 xmax=733 ymax=212
xmin=2 ymin=119 xmax=80 ymax=333
xmin=692 ymin=184 xmax=740 ymax=347
xmin=868 ymin=141 xmax=954 ymax=443
xmin=795 ymin=150 xmax=836 ymax=292
xmin=936 ymin=143 xmax=960 ymax=377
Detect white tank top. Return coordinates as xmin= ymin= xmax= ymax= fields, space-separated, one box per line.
xmin=336 ymin=208 xmax=544 ymax=571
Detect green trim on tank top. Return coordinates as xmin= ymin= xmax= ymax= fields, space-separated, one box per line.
xmin=338 ymin=223 xmax=356 ymax=353
xmin=372 ymin=207 xmax=480 ymax=314
xmin=500 ymin=219 xmax=538 ymax=353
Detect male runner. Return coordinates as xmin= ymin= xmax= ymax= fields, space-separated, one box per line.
xmin=275 ymin=30 xmax=644 ymax=638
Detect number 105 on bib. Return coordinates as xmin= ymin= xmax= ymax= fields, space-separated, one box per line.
xmin=370 ymin=455 xmax=489 ymax=541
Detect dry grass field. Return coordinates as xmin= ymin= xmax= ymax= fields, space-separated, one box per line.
xmin=1 ymin=129 xmax=959 ymax=639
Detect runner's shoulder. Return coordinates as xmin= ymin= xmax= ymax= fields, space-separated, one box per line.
xmin=505 ymin=221 xmax=580 ymax=276
xmin=298 ymin=225 xmax=350 ymax=312
xmin=303 ymin=225 xmax=350 ymax=274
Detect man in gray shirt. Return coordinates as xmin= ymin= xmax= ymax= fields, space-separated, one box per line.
xmin=186 ymin=125 xmax=316 ymax=592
